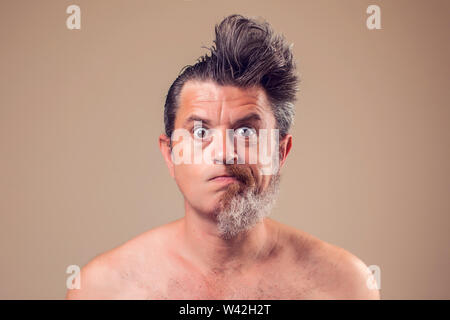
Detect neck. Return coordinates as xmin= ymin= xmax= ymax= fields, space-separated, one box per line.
xmin=178 ymin=200 xmax=278 ymax=277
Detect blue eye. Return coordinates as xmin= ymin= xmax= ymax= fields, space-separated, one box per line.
xmin=193 ymin=127 xmax=210 ymax=139
xmin=235 ymin=126 xmax=256 ymax=137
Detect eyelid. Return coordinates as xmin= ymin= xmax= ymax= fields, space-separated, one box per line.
xmin=235 ymin=125 xmax=257 ymax=131
xmin=191 ymin=125 xmax=209 ymax=133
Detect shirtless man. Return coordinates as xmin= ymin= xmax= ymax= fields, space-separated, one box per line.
xmin=66 ymin=14 xmax=380 ymax=300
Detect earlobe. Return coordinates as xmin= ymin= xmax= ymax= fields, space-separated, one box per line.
xmin=158 ymin=134 xmax=175 ymax=179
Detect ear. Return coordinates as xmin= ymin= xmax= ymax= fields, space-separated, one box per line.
xmin=278 ymin=134 xmax=292 ymax=170
xmin=159 ymin=133 xmax=175 ymax=179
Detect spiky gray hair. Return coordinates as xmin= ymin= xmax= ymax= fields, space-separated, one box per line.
xmin=163 ymin=14 xmax=300 ymax=142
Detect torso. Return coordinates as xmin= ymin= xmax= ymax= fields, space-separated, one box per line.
xmin=94 ymin=218 xmax=342 ymax=299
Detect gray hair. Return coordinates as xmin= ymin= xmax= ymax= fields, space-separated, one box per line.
xmin=163 ymin=14 xmax=300 ymax=142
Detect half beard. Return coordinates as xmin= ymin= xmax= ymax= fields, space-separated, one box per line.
xmin=213 ymin=171 xmax=281 ymax=240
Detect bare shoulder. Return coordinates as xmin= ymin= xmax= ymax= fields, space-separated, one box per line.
xmin=311 ymin=240 xmax=380 ymax=299
xmin=65 ymin=250 xmax=126 ymax=299
xmin=66 ymin=220 xmax=178 ymax=299
xmin=267 ymin=218 xmax=380 ymax=300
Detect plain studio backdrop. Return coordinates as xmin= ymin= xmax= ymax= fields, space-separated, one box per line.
xmin=0 ymin=0 xmax=449 ymax=299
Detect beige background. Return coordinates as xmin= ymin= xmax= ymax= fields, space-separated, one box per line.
xmin=0 ymin=0 xmax=449 ymax=299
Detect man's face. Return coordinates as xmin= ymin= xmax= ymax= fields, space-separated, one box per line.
xmin=160 ymin=80 xmax=291 ymax=237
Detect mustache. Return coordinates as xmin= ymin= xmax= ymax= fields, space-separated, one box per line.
xmin=225 ymin=165 xmax=256 ymax=189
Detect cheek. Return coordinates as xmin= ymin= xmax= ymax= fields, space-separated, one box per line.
xmin=173 ymin=164 xmax=223 ymax=213
xmin=173 ymin=164 xmax=209 ymax=200
xmin=238 ymin=134 xmax=278 ymax=170
xmin=251 ymin=165 xmax=271 ymax=191
xmin=249 ymin=165 xmax=262 ymax=185
xmin=174 ymin=164 xmax=197 ymax=186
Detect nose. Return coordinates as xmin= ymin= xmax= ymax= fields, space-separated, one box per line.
xmin=212 ymin=128 xmax=238 ymax=165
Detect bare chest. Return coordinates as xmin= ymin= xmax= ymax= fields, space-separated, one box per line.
xmin=134 ymin=262 xmax=322 ymax=300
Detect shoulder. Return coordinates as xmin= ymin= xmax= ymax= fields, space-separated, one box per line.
xmin=65 ymin=250 xmax=127 ymax=299
xmin=314 ymin=242 xmax=381 ymax=299
xmin=66 ymin=220 xmax=178 ymax=299
xmin=269 ymin=219 xmax=380 ymax=299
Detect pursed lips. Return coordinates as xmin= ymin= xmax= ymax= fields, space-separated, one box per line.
xmin=209 ymin=175 xmax=238 ymax=183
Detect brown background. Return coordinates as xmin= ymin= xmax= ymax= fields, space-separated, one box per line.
xmin=0 ymin=0 xmax=449 ymax=299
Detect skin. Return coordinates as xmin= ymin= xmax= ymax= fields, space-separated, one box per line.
xmin=66 ymin=80 xmax=380 ymax=300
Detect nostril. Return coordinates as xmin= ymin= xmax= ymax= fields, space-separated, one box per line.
xmin=225 ymin=154 xmax=238 ymax=164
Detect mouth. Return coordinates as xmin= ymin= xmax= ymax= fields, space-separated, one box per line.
xmin=209 ymin=175 xmax=238 ymax=183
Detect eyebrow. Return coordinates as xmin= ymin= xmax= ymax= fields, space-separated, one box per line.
xmin=183 ymin=112 xmax=262 ymax=128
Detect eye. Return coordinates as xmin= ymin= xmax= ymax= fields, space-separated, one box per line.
xmin=235 ymin=126 xmax=256 ymax=138
xmin=193 ymin=127 xmax=210 ymax=139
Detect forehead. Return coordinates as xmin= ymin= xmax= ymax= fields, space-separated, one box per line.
xmin=175 ymin=80 xmax=274 ymax=126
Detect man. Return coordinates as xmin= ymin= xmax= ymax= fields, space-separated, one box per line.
xmin=66 ymin=14 xmax=380 ymax=299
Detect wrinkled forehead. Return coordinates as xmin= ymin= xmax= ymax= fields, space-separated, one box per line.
xmin=174 ymin=80 xmax=274 ymax=128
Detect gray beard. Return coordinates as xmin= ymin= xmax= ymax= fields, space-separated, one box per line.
xmin=214 ymin=172 xmax=281 ymax=240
